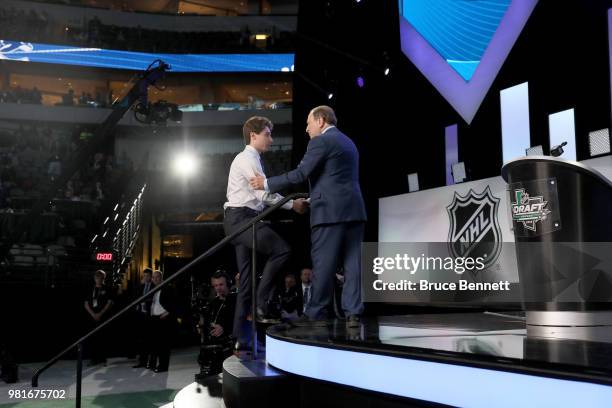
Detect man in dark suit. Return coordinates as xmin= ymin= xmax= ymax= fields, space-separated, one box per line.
xmin=250 ymin=106 xmax=367 ymax=326
xmin=149 ymin=270 xmax=176 ymax=373
xmin=133 ymin=268 xmax=154 ymax=368
xmin=83 ymin=270 xmax=114 ymax=365
xmin=296 ymin=268 xmax=313 ymax=316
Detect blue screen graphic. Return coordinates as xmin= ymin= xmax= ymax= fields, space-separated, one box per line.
xmin=401 ymin=0 xmax=511 ymax=81
xmin=0 ymin=40 xmax=294 ymax=73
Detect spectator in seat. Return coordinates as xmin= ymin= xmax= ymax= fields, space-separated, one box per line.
xmin=298 ymin=268 xmax=313 ymax=315
xmin=278 ymin=273 xmax=300 ymax=319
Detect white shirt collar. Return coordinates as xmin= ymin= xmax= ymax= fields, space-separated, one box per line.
xmin=322 ymin=125 xmax=336 ymax=134
xmin=245 ymin=145 xmax=260 ymax=156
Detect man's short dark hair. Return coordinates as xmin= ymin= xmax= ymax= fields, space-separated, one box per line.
xmin=242 ymin=116 xmax=273 ymax=145
xmin=143 ymin=268 xmax=153 ymax=275
xmin=211 ymin=270 xmax=231 ymax=285
xmin=94 ymin=270 xmax=106 ymax=279
xmin=311 ymin=106 xmax=337 ymax=126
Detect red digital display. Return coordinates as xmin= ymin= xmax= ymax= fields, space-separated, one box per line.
xmin=96 ymin=252 xmax=113 ymax=262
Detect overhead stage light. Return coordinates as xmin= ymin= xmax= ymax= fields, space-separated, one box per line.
xmin=172 ymin=152 xmax=199 ymax=178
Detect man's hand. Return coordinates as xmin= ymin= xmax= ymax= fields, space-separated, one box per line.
xmin=210 ymin=324 xmax=224 ymax=337
xmin=249 ymin=173 xmax=266 ymax=190
xmin=292 ymin=198 xmax=309 ymax=214
xmin=93 ymin=313 xmax=101 ymax=322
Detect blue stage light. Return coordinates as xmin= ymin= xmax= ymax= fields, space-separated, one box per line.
xmin=267 ymin=335 xmax=612 ymax=408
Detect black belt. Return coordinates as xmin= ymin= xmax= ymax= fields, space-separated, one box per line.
xmin=224 ymin=207 xmax=261 ymax=216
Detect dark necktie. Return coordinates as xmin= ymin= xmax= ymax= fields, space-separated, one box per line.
xmin=303 ymin=287 xmax=310 ymax=312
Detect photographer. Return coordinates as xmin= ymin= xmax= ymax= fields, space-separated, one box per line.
xmin=195 ymin=270 xmax=236 ymax=380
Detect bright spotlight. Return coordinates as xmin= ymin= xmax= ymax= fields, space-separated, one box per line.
xmin=384 ymin=67 xmax=390 ymax=76
xmin=328 ymin=93 xmax=334 ymax=100
xmin=173 ymin=152 xmax=199 ymax=178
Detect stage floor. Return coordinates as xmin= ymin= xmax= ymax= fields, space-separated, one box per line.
xmin=267 ymin=313 xmax=612 ymax=388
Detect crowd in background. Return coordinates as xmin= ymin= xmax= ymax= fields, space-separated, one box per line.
xmin=0 ymin=7 xmax=294 ymax=53
xmin=0 ymin=122 xmax=133 ymax=248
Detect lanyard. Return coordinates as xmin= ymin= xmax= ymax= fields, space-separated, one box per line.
xmin=212 ymin=298 xmax=226 ymax=324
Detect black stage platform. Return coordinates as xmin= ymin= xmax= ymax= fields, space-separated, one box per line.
xmin=259 ymin=313 xmax=612 ymax=407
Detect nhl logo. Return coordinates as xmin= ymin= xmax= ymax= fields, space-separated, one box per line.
xmin=446 ymin=186 xmax=502 ymax=269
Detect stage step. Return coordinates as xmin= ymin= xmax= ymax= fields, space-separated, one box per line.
xmin=173 ymin=375 xmax=224 ymax=408
xmin=222 ymin=355 xmax=298 ymax=408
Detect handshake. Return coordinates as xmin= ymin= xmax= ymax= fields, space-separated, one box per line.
xmin=249 ymin=173 xmax=309 ymax=215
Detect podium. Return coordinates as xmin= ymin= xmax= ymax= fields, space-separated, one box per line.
xmin=502 ymin=156 xmax=612 ymax=340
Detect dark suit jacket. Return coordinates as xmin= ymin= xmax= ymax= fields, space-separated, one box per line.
xmin=153 ymin=287 xmax=177 ymax=317
xmin=135 ymin=282 xmax=155 ymax=314
xmin=267 ymin=127 xmax=367 ymax=227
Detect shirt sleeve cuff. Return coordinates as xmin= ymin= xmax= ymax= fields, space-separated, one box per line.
xmin=264 ymin=178 xmax=270 ymax=192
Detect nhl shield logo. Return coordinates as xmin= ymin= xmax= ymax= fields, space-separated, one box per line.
xmin=446 ymin=186 xmax=502 ymax=269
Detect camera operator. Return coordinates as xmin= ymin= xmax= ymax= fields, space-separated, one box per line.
xmin=195 ymin=270 xmax=236 ymax=380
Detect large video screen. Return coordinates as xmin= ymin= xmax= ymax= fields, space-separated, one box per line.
xmin=0 ymin=39 xmax=294 ymax=73
xmin=401 ymin=0 xmax=512 ymax=81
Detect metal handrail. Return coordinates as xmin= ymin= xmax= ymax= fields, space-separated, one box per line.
xmin=32 ymin=192 xmax=308 ymax=390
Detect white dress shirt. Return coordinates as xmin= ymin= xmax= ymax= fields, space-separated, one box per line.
xmin=151 ymin=291 xmax=168 ymax=316
xmin=302 ymin=283 xmax=312 ymax=312
xmin=224 ymin=145 xmax=293 ymax=211
xmin=321 ymin=125 xmax=336 ymax=134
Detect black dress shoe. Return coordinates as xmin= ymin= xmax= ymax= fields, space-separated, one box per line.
xmin=254 ymin=307 xmax=280 ymax=323
xmin=154 ymin=367 xmax=168 ymax=373
xmin=234 ymin=341 xmax=250 ymax=352
xmin=346 ymin=315 xmax=361 ymax=328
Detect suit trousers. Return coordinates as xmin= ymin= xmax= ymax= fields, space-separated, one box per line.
xmin=224 ymin=207 xmax=291 ymax=342
xmin=134 ymin=312 xmax=151 ymax=365
xmin=306 ymin=221 xmax=365 ymax=319
xmin=149 ymin=315 xmax=173 ymax=370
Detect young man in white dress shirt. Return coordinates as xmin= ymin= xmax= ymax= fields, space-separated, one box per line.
xmin=224 ymin=116 xmax=308 ymax=348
